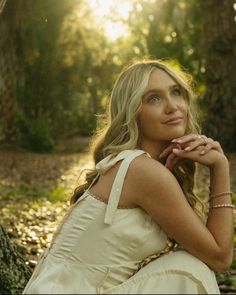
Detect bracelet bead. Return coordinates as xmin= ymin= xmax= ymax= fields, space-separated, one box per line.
xmin=210 ymin=204 xmax=234 ymax=209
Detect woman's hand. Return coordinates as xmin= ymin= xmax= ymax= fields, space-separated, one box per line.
xmin=160 ymin=134 xmax=225 ymax=170
xmin=171 ymin=134 xmax=224 ymax=154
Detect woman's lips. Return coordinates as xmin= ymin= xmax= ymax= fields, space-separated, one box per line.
xmin=163 ymin=117 xmax=183 ymax=125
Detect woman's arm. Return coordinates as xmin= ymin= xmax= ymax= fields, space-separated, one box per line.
xmin=206 ymin=157 xmax=233 ymax=268
xmin=128 ymin=148 xmax=233 ymax=272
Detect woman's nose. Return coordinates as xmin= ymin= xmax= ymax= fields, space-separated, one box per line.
xmin=164 ymin=96 xmax=178 ymax=113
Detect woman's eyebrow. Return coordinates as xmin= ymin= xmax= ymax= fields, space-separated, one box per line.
xmin=142 ymin=84 xmax=179 ymax=97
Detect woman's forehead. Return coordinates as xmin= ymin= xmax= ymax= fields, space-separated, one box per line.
xmin=146 ymin=68 xmax=178 ymax=91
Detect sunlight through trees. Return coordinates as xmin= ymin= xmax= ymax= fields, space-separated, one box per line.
xmin=0 ymin=0 xmax=235 ymax=151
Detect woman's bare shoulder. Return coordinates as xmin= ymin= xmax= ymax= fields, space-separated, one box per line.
xmin=125 ymin=153 xmax=185 ymax=206
xmin=128 ymin=153 xmax=178 ymax=188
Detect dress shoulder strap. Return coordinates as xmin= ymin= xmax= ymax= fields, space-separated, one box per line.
xmin=74 ymin=150 xmax=144 ymax=205
xmin=74 ymin=150 xmax=137 ymax=204
xmin=103 ymin=149 xmax=149 ymax=225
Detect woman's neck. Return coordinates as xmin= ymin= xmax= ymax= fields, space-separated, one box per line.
xmin=139 ymin=141 xmax=170 ymax=160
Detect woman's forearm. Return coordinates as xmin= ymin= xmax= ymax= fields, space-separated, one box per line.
xmin=206 ymin=156 xmax=234 ymax=269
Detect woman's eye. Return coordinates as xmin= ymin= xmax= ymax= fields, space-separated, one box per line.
xmin=148 ymin=95 xmax=161 ymax=103
xmin=172 ymin=88 xmax=181 ymax=96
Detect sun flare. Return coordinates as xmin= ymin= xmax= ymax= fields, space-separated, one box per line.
xmin=87 ymin=0 xmax=134 ymax=41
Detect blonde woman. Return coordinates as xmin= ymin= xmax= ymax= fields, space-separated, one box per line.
xmin=23 ymin=60 xmax=233 ymax=294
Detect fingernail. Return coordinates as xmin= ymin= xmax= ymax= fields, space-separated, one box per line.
xmin=200 ymin=150 xmax=205 ymax=155
xmin=172 ymin=139 xmax=182 ymax=143
xmin=184 ymin=147 xmax=190 ymax=151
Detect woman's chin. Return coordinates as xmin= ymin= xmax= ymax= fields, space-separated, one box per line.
xmin=167 ymin=129 xmax=186 ymax=140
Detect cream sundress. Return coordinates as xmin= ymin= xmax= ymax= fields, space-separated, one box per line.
xmin=23 ymin=149 xmax=220 ymax=294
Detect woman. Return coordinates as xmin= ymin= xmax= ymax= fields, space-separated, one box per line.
xmin=23 ymin=59 xmax=234 ymax=294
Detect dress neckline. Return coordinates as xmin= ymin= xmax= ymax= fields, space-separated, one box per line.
xmin=86 ymin=190 xmax=140 ymax=210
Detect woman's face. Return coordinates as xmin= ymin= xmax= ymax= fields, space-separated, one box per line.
xmin=139 ymin=68 xmax=188 ymax=146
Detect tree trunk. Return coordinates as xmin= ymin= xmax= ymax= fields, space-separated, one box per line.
xmin=0 ymin=225 xmax=32 ymax=294
xmin=199 ymin=0 xmax=236 ymax=151
xmin=0 ymin=0 xmax=20 ymax=143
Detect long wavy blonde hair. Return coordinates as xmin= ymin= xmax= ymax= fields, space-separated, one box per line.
xmin=71 ymin=59 xmax=204 ymax=216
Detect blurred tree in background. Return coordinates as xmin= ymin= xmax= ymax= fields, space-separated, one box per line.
xmin=0 ymin=0 xmax=235 ymax=152
xmin=0 ymin=0 xmax=18 ymax=143
xmin=199 ymin=0 xmax=236 ymax=151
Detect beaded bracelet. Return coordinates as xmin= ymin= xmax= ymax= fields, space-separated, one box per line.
xmin=210 ymin=204 xmax=234 ymax=209
xmin=209 ymin=191 xmax=233 ymax=202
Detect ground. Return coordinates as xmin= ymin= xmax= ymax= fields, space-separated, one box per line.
xmin=0 ymin=142 xmax=235 ymax=293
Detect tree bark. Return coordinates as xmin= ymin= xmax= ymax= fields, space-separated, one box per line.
xmin=0 ymin=225 xmax=32 ymax=294
xmin=0 ymin=1 xmax=18 ymax=143
xmin=199 ymin=0 xmax=236 ymax=151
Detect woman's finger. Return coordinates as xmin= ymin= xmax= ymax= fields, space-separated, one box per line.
xmin=199 ymin=140 xmax=224 ymax=155
xmin=159 ymin=143 xmax=181 ymax=159
xmin=165 ymin=153 xmax=180 ymax=170
xmin=159 ymin=145 xmax=173 ymax=159
xmin=172 ymin=148 xmax=200 ymax=162
xmin=171 ymin=134 xmax=201 ymax=144
xmin=168 ymin=157 xmax=180 ymax=170
xmin=172 ymin=146 xmax=221 ymax=168
xmin=183 ymin=136 xmax=208 ymax=152
xmin=173 ymin=134 xmax=224 ymax=155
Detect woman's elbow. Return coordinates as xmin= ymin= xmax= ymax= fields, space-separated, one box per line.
xmin=211 ymin=250 xmax=234 ymax=272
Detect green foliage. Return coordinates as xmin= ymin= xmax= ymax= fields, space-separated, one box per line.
xmin=14 ymin=0 xmax=121 ymax=147
xmin=47 ymin=187 xmax=68 ymax=202
xmin=1 ymin=183 xmax=68 ymax=205
xmin=1 ymin=185 xmax=31 ymax=201
xmin=16 ymin=114 xmax=55 ymax=153
xmin=231 ymin=193 xmax=236 ymax=205
xmin=216 ymin=272 xmax=234 ymax=287
xmin=3 ymin=0 xmax=232 ymax=151
xmin=232 ymin=258 xmax=236 ymax=270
